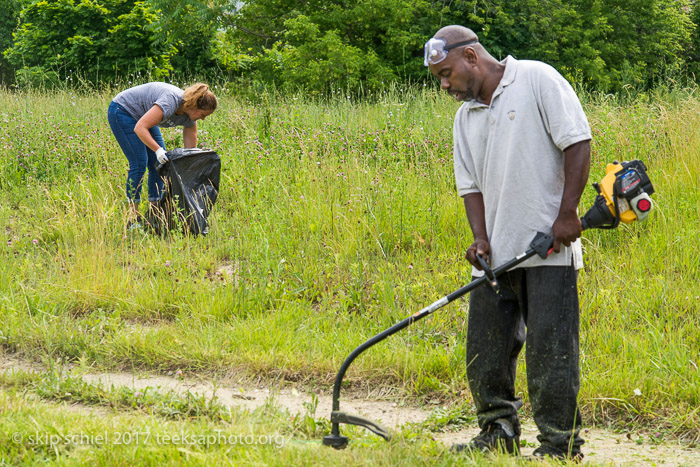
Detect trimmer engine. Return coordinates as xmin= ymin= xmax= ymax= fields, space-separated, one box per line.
xmin=580 ymin=160 xmax=655 ymax=230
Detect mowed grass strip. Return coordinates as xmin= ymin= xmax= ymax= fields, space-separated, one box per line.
xmin=0 ymin=87 xmax=698 ymax=440
xmin=0 ymin=367 xmax=504 ymax=466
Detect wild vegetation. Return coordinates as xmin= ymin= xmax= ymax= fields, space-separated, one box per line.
xmin=0 ymin=86 xmax=698 ymax=464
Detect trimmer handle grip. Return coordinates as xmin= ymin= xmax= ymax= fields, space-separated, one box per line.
xmin=531 ymin=221 xmax=593 ymax=259
xmin=530 ymin=232 xmax=554 ymax=259
xmin=475 ymin=254 xmax=501 ymax=295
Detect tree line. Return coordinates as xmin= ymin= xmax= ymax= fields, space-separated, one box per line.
xmin=1 ymin=0 xmax=699 ymax=94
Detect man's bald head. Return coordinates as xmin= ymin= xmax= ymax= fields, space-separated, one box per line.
xmin=434 ymin=26 xmax=478 ymax=45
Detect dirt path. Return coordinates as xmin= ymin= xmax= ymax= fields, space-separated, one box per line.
xmin=2 ymin=355 xmax=698 ymax=465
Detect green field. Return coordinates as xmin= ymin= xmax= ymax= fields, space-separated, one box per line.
xmin=1 ymin=87 xmax=698 ymax=465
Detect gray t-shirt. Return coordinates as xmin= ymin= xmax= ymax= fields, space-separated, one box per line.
xmin=113 ymin=82 xmax=195 ymax=128
xmin=453 ymin=56 xmax=591 ymax=275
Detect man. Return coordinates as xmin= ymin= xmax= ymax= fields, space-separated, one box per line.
xmin=425 ymin=25 xmax=591 ymax=460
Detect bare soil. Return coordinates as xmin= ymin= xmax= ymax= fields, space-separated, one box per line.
xmin=2 ymin=355 xmax=698 ymax=465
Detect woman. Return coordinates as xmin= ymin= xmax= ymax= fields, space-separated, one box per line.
xmin=107 ymin=82 xmax=218 ymax=228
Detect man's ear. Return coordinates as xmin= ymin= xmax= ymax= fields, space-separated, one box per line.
xmin=462 ymin=46 xmax=478 ymax=66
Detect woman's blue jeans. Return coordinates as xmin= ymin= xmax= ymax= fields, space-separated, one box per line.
xmin=107 ymin=101 xmax=165 ymax=203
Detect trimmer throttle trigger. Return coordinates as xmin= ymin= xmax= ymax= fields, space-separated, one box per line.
xmin=476 ymin=254 xmax=501 ymax=295
xmin=531 ymin=232 xmax=555 ymax=258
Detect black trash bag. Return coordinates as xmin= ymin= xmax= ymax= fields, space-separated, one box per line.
xmin=147 ymin=148 xmax=221 ymax=236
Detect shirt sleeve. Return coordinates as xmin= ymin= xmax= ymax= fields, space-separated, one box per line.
xmin=154 ymin=93 xmax=180 ymax=122
xmin=453 ymin=110 xmax=480 ymax=197
xmin=537 ymin=68 xmax=591 ymax=151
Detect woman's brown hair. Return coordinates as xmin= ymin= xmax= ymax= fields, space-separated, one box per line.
xmin=182 ymin=83 xmax=218 ymax=112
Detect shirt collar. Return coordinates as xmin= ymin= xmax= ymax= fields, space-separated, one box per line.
xmin=463 ymin=55 xmax=518 ymax=110
xmin=499 ymin=55 xmax=517 ymax=88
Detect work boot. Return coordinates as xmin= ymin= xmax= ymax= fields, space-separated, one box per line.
xmin=452 ymin=418 xmax=520 ymax=455
xmin=529 ymin=444 xmax=583 ymax=462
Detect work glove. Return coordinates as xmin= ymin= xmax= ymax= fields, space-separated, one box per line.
xmin=155 ymin=147 xmax=168 ymax=164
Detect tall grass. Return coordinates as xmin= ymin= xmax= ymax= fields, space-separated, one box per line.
xmin=0 ymin=86 xmax=698 ymax=441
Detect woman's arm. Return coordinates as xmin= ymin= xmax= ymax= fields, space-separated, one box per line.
xmin=183 ymin=123 xmax=198 ymax=148
xmin=133 ymin=105 xmax=165 ymax=152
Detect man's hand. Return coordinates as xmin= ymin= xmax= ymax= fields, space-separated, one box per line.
xmin=466 ymin=238 xmax=490 ymax=269
xmin=551 ymin=210 xmax=582 ymax=253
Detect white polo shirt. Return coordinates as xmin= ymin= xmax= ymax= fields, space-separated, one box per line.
xmin=453 ymin=56 xmax=591 ymax=274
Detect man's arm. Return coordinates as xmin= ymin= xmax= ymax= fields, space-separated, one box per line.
xmin=463 ymin=192 xmax=490 ymax=269
xmin=552 ymin=139 xmax=591 ymax=252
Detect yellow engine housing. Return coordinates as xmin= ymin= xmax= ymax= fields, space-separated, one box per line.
xmin=597 ymin=162 xmax=637 ymax=224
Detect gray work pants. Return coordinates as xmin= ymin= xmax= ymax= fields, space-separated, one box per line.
xmin=466 ymin=265 xmax=584 ymax=454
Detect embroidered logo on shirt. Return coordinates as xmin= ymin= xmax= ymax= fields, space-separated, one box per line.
xmin=507 ymin=110 xmax=516 ymax=120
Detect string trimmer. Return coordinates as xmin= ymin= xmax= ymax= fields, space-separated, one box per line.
xmin=323 ymin=159 xmax=655 ymax=449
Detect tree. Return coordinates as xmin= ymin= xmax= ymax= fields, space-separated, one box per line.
xmin=583 ymin=0 xmax=694 ymax=90
xmin=5 ymin=0 xmax=175 ymax=88
xmin=227 ymin=0 xmax=436 ymax=81
xmin=689 ymin=2 xmax=700 ymax=80
xmin=251 ymin=15 xmax=396 ymax=94
xmin=147 ymin=0 xmax=443 ymax=91
xmin=0 ymin=0 xmax=23 ymax=85
xmin=150 ymin=2 xmax=219 ymax=79
xmin=446 ymin=0 xmax=694 ymax=91
xmin=18 ymin=0 xmax=692 ymax=92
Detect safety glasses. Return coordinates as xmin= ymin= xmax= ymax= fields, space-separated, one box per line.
xmin=424 ymin=38 xmax=478 ymax=66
